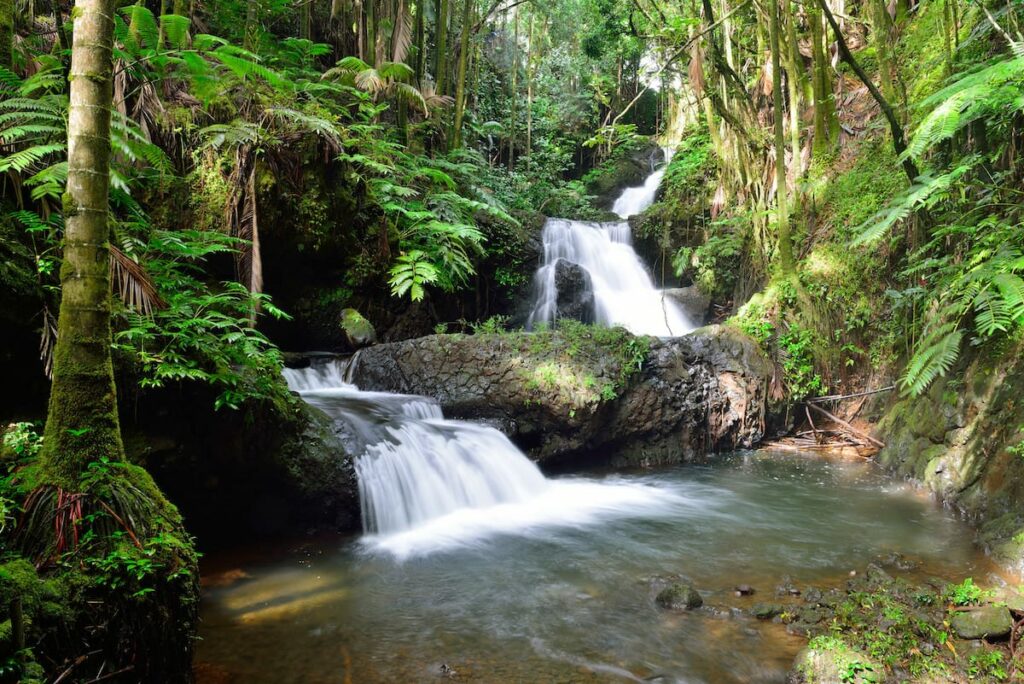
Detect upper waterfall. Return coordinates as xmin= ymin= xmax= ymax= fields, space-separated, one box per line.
xmin=526 ymin=148 xmax=695 ymax=337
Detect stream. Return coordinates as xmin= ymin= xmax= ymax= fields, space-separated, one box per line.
xmin=196 ymin=450 xmax=993 ymax=683
xmin=195 ymin=157 xmax=997 ymax=683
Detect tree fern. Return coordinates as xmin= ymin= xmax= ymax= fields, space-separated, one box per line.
xmin=902 ymin=325 xmax=962 ymax=396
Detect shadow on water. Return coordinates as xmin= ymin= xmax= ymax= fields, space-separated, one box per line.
xmin=195 ymin=450 xmax=998 ymax=684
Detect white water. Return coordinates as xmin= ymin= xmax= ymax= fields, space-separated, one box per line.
xmin=527 ymin=149 xmax=695 ymax=337
xmin=284 ymin=358 xmax=682 ymax=557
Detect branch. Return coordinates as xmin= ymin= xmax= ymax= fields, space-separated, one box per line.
xmin=472 ymin=0 xmax=531 ymax=34
xmin=817 ymin=0 xmax=919 ymax=182
xmin=611 ymin=0 xmax=752 ymax=127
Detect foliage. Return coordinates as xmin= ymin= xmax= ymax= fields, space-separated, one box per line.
xmin=943 ymin=577 xmax=992 ymax=606
xmin=778 ymin=324 xmax=828 ymax=400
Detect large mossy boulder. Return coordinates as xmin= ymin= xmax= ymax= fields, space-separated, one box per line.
xmin=348 ymin=323 xmax=775 ymax=466
xmin=951 ymin=605 xmax=1013 ymax=640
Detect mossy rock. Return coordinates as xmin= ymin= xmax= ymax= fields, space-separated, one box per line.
xmin=341 ymin=308 xmax=377 ymax=348
xmin=950 ymin=605 xmax=1013 ymax=640
xmin=655 ymin=583 xmax=703 ymax=610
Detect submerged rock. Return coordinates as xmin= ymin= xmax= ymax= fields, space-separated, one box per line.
xmin=656 ymin=583 xmax=703 ymax=610
xmin=751 ymin=603 xmax=786 ymax=620
xmin=348 ymin=324 xmax=777 ymax=466
xmin=951 ymin=605 xmax=1013 ymax=640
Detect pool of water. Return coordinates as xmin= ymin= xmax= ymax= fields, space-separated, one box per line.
xmin=195 ymin=451 xmax=995 ymax=683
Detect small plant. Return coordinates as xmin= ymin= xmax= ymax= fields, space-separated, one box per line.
xmin=967 ymin=650 xmax=1008 ymax=680
xmin=470 ymin=315 xmax=511 ymax=335
xmin=2 ymin=422 xmax=43 ymax=459
xmin=944 ymin=578 xmax=992 ymax=606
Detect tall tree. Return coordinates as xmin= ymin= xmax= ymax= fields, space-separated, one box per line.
xmin=769 ymin=0 xmax=794 ymax=273
xmin=434 ymin=0 xmax=450 ymax=92
xmin=451 ymin=0 xmax=473 ymax=148
xmin=41 ymin=0 xmax=125 ymax=484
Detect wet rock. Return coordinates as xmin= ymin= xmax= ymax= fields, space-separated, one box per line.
xmin=656 ymin=583 xmax=703 ymax=610
xmin=664 ymin=286 xmax=712 ymax=325
xmin=348 ymin=325 xmax=776 ymax=466
xmin=553 ymin=259 xmax=595 ymax=323
xmin=950 ymin=605 xmax=1013 ymax=640
xmin=751 ymin=603 xmax=785 ymax=620
xmin=341 ymin=308 xmax=377 ymax=348
xmin=734 ymin=584 xmax=755 ymax=596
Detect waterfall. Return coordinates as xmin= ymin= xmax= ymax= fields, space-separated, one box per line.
xmin=284 ymin=357 xmax=679 ymax=556
xmin=285 ymin=359 xmax=548 ymax=535
xmin=526 ymin=148 xmax=694 ymax=338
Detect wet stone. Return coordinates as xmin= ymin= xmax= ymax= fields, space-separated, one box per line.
xmin=656 ymin=583 xmax=703 ymax=610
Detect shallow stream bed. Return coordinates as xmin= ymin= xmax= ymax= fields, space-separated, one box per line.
xmin=195 ymin=451 xmax=996 ymax=683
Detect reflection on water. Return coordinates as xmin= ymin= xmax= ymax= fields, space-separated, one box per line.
xmin=196 ymin=451 xmax=994 ymax=683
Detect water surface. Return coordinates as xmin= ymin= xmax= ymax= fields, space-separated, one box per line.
xmin=196 ymin=451 xmax=992 ymax=683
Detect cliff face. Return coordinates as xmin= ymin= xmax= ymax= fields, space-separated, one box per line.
xmin=875 ymin=341 xmax=1024 ymax=572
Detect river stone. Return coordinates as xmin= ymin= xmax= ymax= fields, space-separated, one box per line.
xmin=341 ymin=308 xmax=377 ymax=348
xmin=656 ymin=583 xmax=703 ymax=610
xmin=664 ymin=286 xmax=712 ymax=324
xmin=951 ymin=605 xmax=1013 ymax=640
xmin=553 ymin=259 xmax=595 ymax=323
xmin=751 ymin=603 xmax=785 ymax=620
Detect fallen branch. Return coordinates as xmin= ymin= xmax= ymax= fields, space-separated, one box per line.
xmin=806 ymin=385 xmax=896 ymax=403
xmin=806 ymin=402 xmax=885 ymax=449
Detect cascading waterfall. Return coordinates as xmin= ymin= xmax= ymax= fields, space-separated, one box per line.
xmin=527 ymin=148 xmax=694 ymax=337
xmin=284 ymin=357 xmax=679 ymax=557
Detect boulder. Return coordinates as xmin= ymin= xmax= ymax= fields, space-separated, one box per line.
xmin=664 ymin=286 xmax=712 ymax=325
xmin=553 ymin=259 xmax=595 ymax=323
xmin=951 ymin=605 xmax=1013 ymax=640
xmin=656 ymin=583 xmax=703 ymax=610
xmin=348 ymin=324 xmax=776 ymax=466
xmin=341 ymin=308 xmax=377 ymax=348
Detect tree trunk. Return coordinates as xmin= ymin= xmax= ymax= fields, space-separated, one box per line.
xmin=41 ymin=0 xmax=125 ymax=486
xmin=507 ymin=6 xmax=518 ymax=170
xmin=434 ymin=0 xmax=449 ymax=93
xmin=0 ymin=0 xmax=13 ymax=71
xmin=245 ymin=0 xmax=260 ymax=49
xmin=450 ymin=0 xmax=472 ymax=148
xmin=770 ymin=0 xmax=794 ymax=274
xmin=872 ymin=0 xmax=896 ymax=102
xmin=809 ymin=0 xmax=838 ymax=157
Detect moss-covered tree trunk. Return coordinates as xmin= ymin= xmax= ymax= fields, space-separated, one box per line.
xmin=41 ymin=0 xmax=126 ymax=488
xmin=450 ymin=0 xmax=472 ymax=149
xmin=0 ymin=0 xmax=14 ymax=71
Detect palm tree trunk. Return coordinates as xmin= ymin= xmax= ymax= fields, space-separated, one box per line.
xmin=41 ymin=0 xmax=125 ymax=486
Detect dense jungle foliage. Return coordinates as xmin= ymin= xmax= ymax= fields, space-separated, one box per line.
xmin=2 ymin=0 xmax=1024 ymax=677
